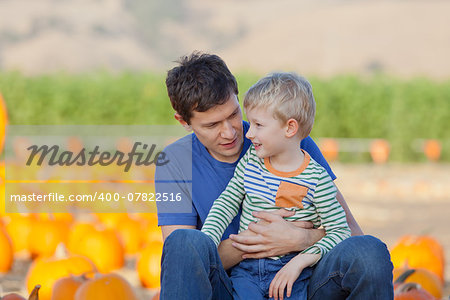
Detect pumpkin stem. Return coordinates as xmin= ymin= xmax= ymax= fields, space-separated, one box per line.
xmin=394 ymin=282 xmax=421 ymax=294
xmin=54 ymin=243 xmax=68 ymax=259
xmin=394 ymin=269 xmax=416 ymax=284
xmin=28 ymin=284 xmax=40 ymax=300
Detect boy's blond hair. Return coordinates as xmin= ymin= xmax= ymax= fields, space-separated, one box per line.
xmin=243 ymin=72 xmax=316 ymax=139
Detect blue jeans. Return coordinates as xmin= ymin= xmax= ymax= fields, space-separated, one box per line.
xmin=231 ymin=253 xmax=312 ymax=299
xmin=160 ymin=229 xmax=393 ymax=300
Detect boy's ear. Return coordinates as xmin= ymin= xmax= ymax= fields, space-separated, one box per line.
xmin=285 ymin=119 xmax=299 ymax=138
xmin=174 ymin=113 xmax=192 ymax=132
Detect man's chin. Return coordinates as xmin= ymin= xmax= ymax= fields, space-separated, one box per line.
xmin=214 ymin=140 xmax=243 ymax=161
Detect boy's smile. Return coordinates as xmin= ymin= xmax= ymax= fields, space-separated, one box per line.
xmin=245 ymin=106 xmax=288 ymax=159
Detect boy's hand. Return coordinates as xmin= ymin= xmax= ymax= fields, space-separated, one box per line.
xmin=269 ymin=258 xmax=304 ymax=300
xmin=269 ymin=254 xmax=319 ymax=300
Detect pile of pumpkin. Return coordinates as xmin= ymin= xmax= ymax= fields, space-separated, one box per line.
xmin=0 ymin=210 xmax=163 ymax=299
xmin=0 ymin=94 xmax=163 ymax=299
xmin=390 ymin=235 xmax=446 ymax=299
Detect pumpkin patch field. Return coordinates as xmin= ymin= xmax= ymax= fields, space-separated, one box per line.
xmin=1 ymin=73 xmax=449 ymax=299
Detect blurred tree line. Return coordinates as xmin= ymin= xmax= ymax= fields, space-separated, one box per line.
xmin=1 ymin=71 xmax=448 ymax=162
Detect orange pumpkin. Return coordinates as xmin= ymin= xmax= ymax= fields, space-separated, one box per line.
xmin=370 ymin=139 xmax=390 ymax=164
xmin=0 ymin=163 xmax=6 ymax=218
xmin=28 ymin=219 xmax=70 ymax=259
xmin=74 ymin=273 xmax=139 ymax=300
xmin=67 ymin=222 xmax=97 ymax=253
xmin=93 ymin=212 xmax=129 ymax=229
xmin=393 ymin=267 xmax=442 ymax=298
xmin=5 ymin=214 xmax=33 ymax=254
xmin=116 ymin=217 xmax=146 ymax=255
xmin=0 ymin=225 xmax=13 ymax=272
xmin=137 ymin=240 xmax=163 ymax=288
xmin=141 ymin=215 xmax=163 ymax=245
xmin=394 ymin=282 xmax=436 ymax=300
xmin=31 ymin=213 xmax=74 ymax=225
xmin=71 ymin=227 xmax=124 ymax=273
xmin=1 ymin=293 xmax=26 ymax=300
xmin=319 ymin=138 xmax=339 ymax=161
xmin=143 ymin=224 xmax=163 ymax=246
xmin=423 ymin=139 xmax=441 ymax=161
xmin=390 ymin=235 xmax=445 ymax=282
xmin=51 ymin=275 xmax=87 ymax=300
xmin=26 ymin=250 xmax=96 ymax=300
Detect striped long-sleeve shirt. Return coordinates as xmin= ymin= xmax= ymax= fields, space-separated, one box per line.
xmin=201 ymin=145 xmax=351 ymax=258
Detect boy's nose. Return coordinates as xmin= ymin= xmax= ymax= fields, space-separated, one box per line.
xmin=245 ymin=128 xmax=254 ymax=140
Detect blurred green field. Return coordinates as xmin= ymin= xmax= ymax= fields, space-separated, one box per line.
xmin=1 ymin=71 xmax=449 ymax=162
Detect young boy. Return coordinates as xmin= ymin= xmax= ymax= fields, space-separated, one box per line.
xmin=201 ymin=72 xmax=351 ymax=300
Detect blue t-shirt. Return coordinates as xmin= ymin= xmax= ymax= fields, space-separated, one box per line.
xmin=156 ymin=121 xmax=336 ymax=241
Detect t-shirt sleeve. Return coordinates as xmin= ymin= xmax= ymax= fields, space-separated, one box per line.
xmin=201 ymin=148 xmax=249 ymax=246
xmin=156 ymin=142 xmax=197 ymax=227
xmin=301 ymin=169 xmax=351 ymax=260
xmin=301 ymin=136 xmax=336 ymax=180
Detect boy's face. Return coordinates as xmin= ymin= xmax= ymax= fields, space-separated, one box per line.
xmin=245 ymin=106 xmax=288 ymax=159
xmin=177 ymin=94 xmax=244 ymax=163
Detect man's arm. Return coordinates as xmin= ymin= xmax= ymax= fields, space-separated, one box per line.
xmin=227 ymin=210 xmax=325 ymax=261
xmin=218 ymin=237 xmax=246 ymax=270
xmin=335 ymin=185 xmax=364 ymax=236
xmin=218 ymin=221 xmax=323 ymax=270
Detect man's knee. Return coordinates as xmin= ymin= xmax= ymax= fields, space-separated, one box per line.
xmin=164 ymin=229 xmax=201 ymax=246
xmin=340 ymin=235 xmax=393 ymax=274
xmin=163 ymin=229 xmax=215 ymax=254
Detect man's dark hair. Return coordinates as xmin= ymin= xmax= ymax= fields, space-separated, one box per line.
xmin=166 ymin=52 xmax=239 ymax=124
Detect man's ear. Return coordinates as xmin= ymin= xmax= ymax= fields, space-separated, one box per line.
xmin=174 ymin=113 xmax=192 ymax=132
xmin=285 ymin=119 xmax=299 ymax=138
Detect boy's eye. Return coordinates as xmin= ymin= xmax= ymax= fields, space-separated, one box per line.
xmin=206 ymin=123 xmax=217 ymax=128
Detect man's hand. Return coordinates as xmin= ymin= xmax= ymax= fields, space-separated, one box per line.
xmin=229 ymin=210 xmax=324 ymax=259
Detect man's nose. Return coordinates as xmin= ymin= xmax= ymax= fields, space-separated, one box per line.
xmin=220 ymin=121 xmax=235 ymax=139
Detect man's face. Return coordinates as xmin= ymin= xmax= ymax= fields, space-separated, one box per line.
xmin=183 ymin=94 xmax=244 ymax=163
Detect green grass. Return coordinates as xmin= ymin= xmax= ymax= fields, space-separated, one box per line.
xmin=1 ymin=71 xmax=449 ymax=161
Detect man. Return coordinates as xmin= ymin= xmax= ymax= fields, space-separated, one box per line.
xmin=156 ymin=52 xmax=393 ymax=299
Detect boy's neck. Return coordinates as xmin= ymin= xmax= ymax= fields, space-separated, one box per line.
xmin=268 ymin=139 xmax=305 ymax=173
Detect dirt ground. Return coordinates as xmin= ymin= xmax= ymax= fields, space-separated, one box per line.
xmin=334 ymin=163 xmax=450 ymax=298
xmin=1 ymin=163 xmax=449 ymax=299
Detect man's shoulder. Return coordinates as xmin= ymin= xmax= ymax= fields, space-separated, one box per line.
xmin=163 ymin=134 xmax=193 ymax=155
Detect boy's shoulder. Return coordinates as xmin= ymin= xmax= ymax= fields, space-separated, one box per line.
xmin=306 ymin=154 xmax=329 ymax=176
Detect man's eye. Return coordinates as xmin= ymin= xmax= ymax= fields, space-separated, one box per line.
xmin=206 ymin=123 xmax=217 ymax=128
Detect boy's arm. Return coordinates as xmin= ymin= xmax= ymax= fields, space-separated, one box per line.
xmin=301 ymin=136 xmax=362 ymax=236
xmin=269 ymin=253 xmax=320 ymax=299
xmin=218 ymin=212 xmax=324 ymax=270
xmin=301 ymin=170 xmax=351 ymax=258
